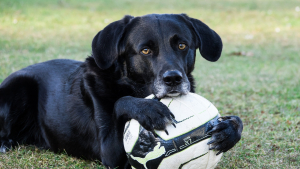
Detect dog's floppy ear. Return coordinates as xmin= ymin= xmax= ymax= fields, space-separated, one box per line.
xmin=92 ymin=15 xmax=134 ymax=69
xmin=182 ymin=14 xmax=223 ymax=62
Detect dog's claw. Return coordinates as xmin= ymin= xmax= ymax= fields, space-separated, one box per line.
xmin=207 ymin=130 xmax=213 ymax=134
xmin=209 ymin=146 xmax=216 ymax=150
xmin=171 ymin=122 xmax=176 ymax=128
xmin=216 ymin=151 xmax=222 ymax=156
xmin=207 ymin=128 xmax=218 ymax=134
xmin=207 ymin=139 xmax=215 ymax=145
xmin=165 ymin=129 xmax=169 ymax=135
xmin=170 ymin=112 xmax=175 ymax=119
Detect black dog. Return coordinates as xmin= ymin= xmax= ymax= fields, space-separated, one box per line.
xmin=0 ymin=14 xmax=243 ymax=169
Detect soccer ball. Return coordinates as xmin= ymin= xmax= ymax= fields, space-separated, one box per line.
xmin=123 ymin=93 xmax=222 ymax=169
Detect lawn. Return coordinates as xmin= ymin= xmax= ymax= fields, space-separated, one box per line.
xmin=0 ymin=0 xmax=299 ymax=168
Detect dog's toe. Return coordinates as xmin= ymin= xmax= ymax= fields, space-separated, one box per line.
xmin=0 ymin=146 xmax=7 ymax=153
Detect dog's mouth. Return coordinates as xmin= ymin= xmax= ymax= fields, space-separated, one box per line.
xmin=153 ymin=80 xmax=190 ymax=98
xmin=166 ymin=90 xmax=181 ymax=97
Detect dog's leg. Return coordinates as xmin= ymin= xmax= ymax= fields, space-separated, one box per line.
xmin=0 ymin=76 xmax=44 ymax=152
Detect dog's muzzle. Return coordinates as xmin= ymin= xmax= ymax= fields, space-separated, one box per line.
xmin=154 ymin=70 xmax=190 ymax=98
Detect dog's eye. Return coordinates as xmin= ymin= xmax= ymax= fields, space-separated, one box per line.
xmin=178 ymin=43 xmax=186 ymax=50
xmin=141 ymin=48 xmax=151 ymax=55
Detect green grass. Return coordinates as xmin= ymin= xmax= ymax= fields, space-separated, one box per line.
xmin=0 ymin=0 xmax=299 ymax=168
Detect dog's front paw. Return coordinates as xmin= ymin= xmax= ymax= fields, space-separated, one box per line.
xmin=207 ymin=116 xmax=243 ymax=155
xmin=133 ymin=99 xmax=175 ymax=133
xmin=115 ymin=96 xmax=175 ymax=134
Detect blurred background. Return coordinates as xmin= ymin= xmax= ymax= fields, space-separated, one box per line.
xmin=0 ymin=0 xmax=299 ymax=168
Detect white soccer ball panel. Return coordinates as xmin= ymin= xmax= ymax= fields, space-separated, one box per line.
xmin=206 ymin=145 xmax=223 ymax=169
xmin=124 ymin=119 xmax=141 ymax=153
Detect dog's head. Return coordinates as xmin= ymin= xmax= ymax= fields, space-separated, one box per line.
xmin=92 ymin=14 xmax=222 ymax=98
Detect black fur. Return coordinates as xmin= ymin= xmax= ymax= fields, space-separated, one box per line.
xmin=0 ymin=14 xmax=242 ymax=169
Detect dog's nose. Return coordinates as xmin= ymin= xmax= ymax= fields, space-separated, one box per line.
xmin=163 ymin=70 xmax=183 ymax=86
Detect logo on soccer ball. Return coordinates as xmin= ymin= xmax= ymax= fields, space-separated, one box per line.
xmin=130 ymin=142 xmax=166 ymax=169
xmin=183 ymin=137 xmax=192 ymax=146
